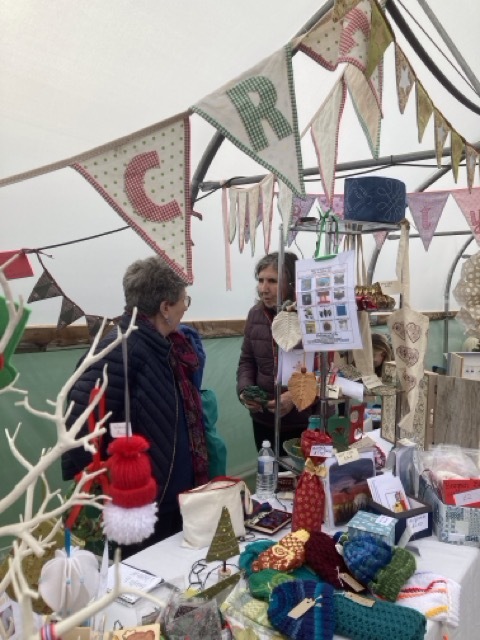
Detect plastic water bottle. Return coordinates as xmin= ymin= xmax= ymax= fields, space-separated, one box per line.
xmin=255 ymin=440 xmax=276 ymax=500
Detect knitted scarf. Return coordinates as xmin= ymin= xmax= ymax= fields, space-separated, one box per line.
xmin=168 ymin=330 xmax=209 ymax=487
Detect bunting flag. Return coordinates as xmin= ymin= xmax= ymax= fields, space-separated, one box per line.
xmin=407 ymin=191 xmax=449 ymax=251
xmin=333 ymin=0 xmax=362 ymax=22
xmin=365 ymin=0 xmax=394 ymax=78
xmin=415 ymin=82 xmax=434 ymax=143
xmin=246 ymin=185 xmax=260 ymax=255
xmin=345 ymin=63 xmax=381 ymax=159
xmin=192 ymin=45 xmax=305 ymax=196
xmin=434 ymin=109 xmax=450 ymax=168
xmin=451 ymin=189 xmax=480 ymax=244
xmin=221 ymin=186 xmax=233 ymax=291
xmin=277 ymin=180 xmax=294 ymax=242
xmin=71 ymin=113 xmax=194 ymax=283
xmin=394 ymin=45 xmax=415 ymax=114
xmin=466 ymin=145 xmax=479 ymax=192
xmin=228 ymin=188 xmax=238 ymax=243
xmin=0 ymin=251 xmax=34 ymax=280
xmin=27 ymin=269 xmax=63 ymax=303
xmin=311 ymin=77 xmax=347 ymax=205
xmin=57 ymin=297 xmax=84 ymax=330
xmin=85 ymin=315 xmax=104 ymax=340
xmin=236 ymin=189 xmax=248 ymax=252
xmin=287 ymin=194 xmax=317 ymax=246
xmin=373 ymin=230 xmax=388 ymax=250
xmin=260 ymin=174 xmax=275 ymax=253
xmin=318 ymin=194 xmax=345 ymax=218
xmin=450 ymin=130 xmax=465 ymax=183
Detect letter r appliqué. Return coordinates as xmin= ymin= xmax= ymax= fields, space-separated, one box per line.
xmin=227 ymin=76 xmax=292 ymax=152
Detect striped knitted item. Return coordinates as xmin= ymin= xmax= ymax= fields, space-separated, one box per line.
xmin=396 ymin=571 xmax=461 ymax=627
xmin=334 ymin=592 xmax=427 ymax=640
xmin=343 ymin=534 xmax=393 ymax=585
xmin=304 ymin=531 xmax=349 ymax=589
xmin=268 ymin=580 xmax=335 ymax=640
xmin=369 ymin=547 xmax=416 ymax=602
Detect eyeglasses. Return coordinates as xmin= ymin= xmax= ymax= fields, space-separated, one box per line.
xmin=184 ymin=295 xmax=192 ymax=308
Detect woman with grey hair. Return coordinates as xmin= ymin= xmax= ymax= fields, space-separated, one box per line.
xmin=62 ymin=255 xmax=208 ymax=556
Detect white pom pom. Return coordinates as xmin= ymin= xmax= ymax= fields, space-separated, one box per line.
xmin=102 ymin=502 xmax=158 ymax=545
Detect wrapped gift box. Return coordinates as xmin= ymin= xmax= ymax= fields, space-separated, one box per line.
xmin=366 ymin=496 xmax=432 ymax=544
xmin=347 ymin=509 xmax=396 ymax=547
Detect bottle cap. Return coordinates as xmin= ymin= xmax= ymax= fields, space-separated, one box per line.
xmin=262 ymin=440 xmax=271 ymax=448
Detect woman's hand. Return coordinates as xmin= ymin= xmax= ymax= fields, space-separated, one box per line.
xmin=239 ymin=392 xmax=264 ymax=413
xmin=266 ymin=390 xmax=294 ymax=417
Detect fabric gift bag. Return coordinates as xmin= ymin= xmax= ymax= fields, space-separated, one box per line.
xmin=387 ymin=222 xmax=429 ymax=434
xmin=291 ymin=458 xmax=326 ymax=533
xmin=179 ymin=476 xmax=253 ymax=549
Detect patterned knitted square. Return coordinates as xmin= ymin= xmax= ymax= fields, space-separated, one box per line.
xmin=369 ymin=547 xmax=416 ymax=602
xmin=238 ymin=540 xmax=274 ymax=576
xmin=268 ymin=580 xmax=335 ymax=640
xmin=304 ymin=531 xmax=349 ymax=589
xmin=252 ymin=529 xmax=310 ymax=572
xmin=343 ymin=534 xmax=392 ymax=585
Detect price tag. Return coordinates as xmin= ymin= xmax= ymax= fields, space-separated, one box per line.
xmin=110 ymin=422 xmax=132 ymax=438
xmin=453 ymin=488 xmax=480 ymax=506
xmin=310 ymin=444 xmax=333 ymax=457
xmin=406 ymin=513 xmax=429 ymax=534
xmin=344 ymin=592 xmax=375 ymax=607
xmin=339 ymin=572 xmax=365 ymax=592
xmin=379 ymin=280 xmax=402 ymax=295
xmin=288 ymin=598 xmax=316 ymax=619
xmin=327 ymin=384 xmax=340 ymax=399
xmin=336 ymin=448 xmax=360 ymax=465
xmin=375 ymin=515 xmax=395 ymax=526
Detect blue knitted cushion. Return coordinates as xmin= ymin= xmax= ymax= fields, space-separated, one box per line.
xmin=343 ymin=534 xmax=393 ymax=585
xmin=344 ymin=176 xmax=406 ymax=224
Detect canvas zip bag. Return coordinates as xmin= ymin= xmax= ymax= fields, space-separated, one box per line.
xmin=178 ymin=476 xmax=253 ymax=549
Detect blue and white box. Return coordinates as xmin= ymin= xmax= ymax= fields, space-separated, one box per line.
xmin=347 ymin=509 xmax=396 ymax=547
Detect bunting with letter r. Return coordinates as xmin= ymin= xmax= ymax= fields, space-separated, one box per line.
xmin=192 ymin=45 xmax=305 ymax=197
xmin=71 ymin=112 xmax=194 ymax=283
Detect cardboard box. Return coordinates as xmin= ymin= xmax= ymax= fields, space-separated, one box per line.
xmin=347 ymin=509 xmax=396 ymax=547
xmin=442 ymin=478 xmax=480 ymax=507
xmin=366 ymin=496 xmax=432 ymax=543
xmin=447 ymin=351 xmax=480 ymax=381
xmin=419 ymin=475 xmax=480 ymax=546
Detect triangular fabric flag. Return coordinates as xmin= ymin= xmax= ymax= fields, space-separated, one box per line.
xmin=451 ymin=189 xmax=480 ymax=244
xmin=192 ymin=45 xmax=305 ymax=196
xmin=205 ymin=507 xmax=240 ymax=563
xmin=247 ymin=185 xmax=260 ymax=256
xmin=0 ymin=296 xmax=31 ymax=390
xmin=310 ymin=76 xmax=347 ymax=205
xmin=318 ymin=194 xmax=345 ymax=219
xmin=395 ymin=44 xmax=415 ymax=114
xmin=27 ymin=269 xmax=63 ymax=303
xmin=333 ymin=0 xmax=362 ymax=22
xmin=228 ymin=188 xmax=238 ymax=243
xmin=373 ymin=230 xmax=388 ymax=250
xmin=299 ymin=9 xmax=342 ymax=71
xmin=415 ymin=82 xmax=433 ymax=143
xmin=365 ymin=0 xmax=394 ymax=78
xmin=221 ymin=186 xmax=233 ymax=291
xmin=287 ymin=194 xmax=317 ymax=247
xmin=345 ymin=63 xmax=381 ymax=159
xmin=465 ymin=145 xmax=479 ymax=192
xmin=277 ymin=181 xmax=294 ymax=243
xmin=85 ymin=315 xmax=104 ymax=340
xmin=407 ymin=191 xmax=449 ymax=251
xmin=57 ymin=297 xmax=84 ymax=330
xmin=260 ymin=174 xmax=275 ymax=254
xmin=338 ymin=0 xmax=372 ymax=71
xmin=450 ymin=130 xmax=464 ymax=183
xmin=433 ymin=109 xmax=450 ymax=168
xmin=236 ymin=189 xmax=248 ymax=252
xmin=0 ymin=252 xmax=34 ymax=280
xmin=72 ymin=113 xmax=194 ymax=283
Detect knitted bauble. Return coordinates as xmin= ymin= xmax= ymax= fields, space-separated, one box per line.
xmin=238 ymin=540 xmax=274 ymax=577
xmin=334 ymin=591 xmax=426 ymax=640
xmin=397 ymin=571 xmax=461 ymax=627
xmin=248 ymin=569 xmax=295 ymax=601
xmin=304 ymin=531 xmax=349 ymax=589
xmin=268 ymin=580 xmax=335 ymax=640
xmin=252 ymin=529 xmax=310 ymax=573
xmin=343 ymin=534 xmax=392 ymax=585
xmin=102 ymin=435 xmax=158 ymax=545
xmin=369 ymin=547 xmax=416 ymax=602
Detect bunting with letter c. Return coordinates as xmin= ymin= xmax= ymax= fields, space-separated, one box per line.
xmin=192 ymin=45 xmax=305 ymax=197
xmin=71 ymin=112 xmax=194 ymax=283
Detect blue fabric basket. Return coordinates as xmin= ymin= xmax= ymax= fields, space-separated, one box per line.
xmin=344 ymin=176 xmax=406 ymax=224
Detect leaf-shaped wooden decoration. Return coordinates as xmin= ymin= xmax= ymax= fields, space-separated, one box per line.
xmin=272 ymin=310 xmax=302 ymax=352
xmin=288 ymin=369 xmax=317 ymax=411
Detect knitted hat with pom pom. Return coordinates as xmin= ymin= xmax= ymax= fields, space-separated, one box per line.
xmin=102 ymin=434 xmax=157 ymax=545
xmin=343 ymin=534 xmax=392 ymax=585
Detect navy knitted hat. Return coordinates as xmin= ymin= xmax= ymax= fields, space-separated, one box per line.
xmin=343 ymin=534 xmax=392 ymax=585
xmin=304 ymin=531 xmax=349 ymax=589
xmin=268 ymin=580 xmax=335 ymax=640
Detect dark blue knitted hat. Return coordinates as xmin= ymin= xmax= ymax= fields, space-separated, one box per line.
xmin=343 ymin=534 xmax=392 ymax=585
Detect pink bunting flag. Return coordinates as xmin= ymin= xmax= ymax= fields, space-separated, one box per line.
xmin=407 ymin=192 xmax=449 ymax=251
xmin=451 ymin=189 xmax=480 ymax=245
xmin=287 ymin=194 xmax=317 ymax=246
xmin=317 ymin=194 xmax=345 ymax=218
xmin=260 ymin=175 xmax=275 ymax=254
xmin=373 ymin=231 xmax=388 ymax=250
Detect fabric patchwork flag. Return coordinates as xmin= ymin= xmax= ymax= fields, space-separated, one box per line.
xmin=433 ymin=109 xmax=450 ymax=168
xmin=345 ymin=63 xmax=381 ymax=158
xmin=260 ymin=174 xmax=275 ymax=253
xmin=72 ymin=113 xmax=194 ymax=283
xmin=0 ymin=251 xmax=34 ymax=280
xmin=465 ymin=145 xmax=479 ymax=192
xmin=407 ymin=191 xmax=449 ymax=251
xmin=57 ymin=297 xmax=84 ymax=330
xmin=236 ymin=189 xmax=248 ymax=252
xmin=451 ymin=189 xmax=480 ymax=245
xmin=311 ymin=76 xmax=347 ymax=206
xmin=318 ymin=194 xmax=345 ymax=218
xmin=277 ymin=181 xmax=294 ymax=243
xmin=287 ymin=194 xmax=317 ymax=246
xmin=365 ymin=0 xmax=394 ymax=78
xmin=395 ymin=45 xmax=415 ymax=115
xmin=415 ymin=82 xmax=433 ymax=143
xmin=193 ymin=45 xmax=305 ymax=197
xmin=450 ymin=130 xmax=464 ymax=183
xmin=246 ymin=185 xmax=260 ymax=255
xmin=27 ymin=269 xmax=62 ymax=303
xmin=228 ymin=188 xmax=238 ymax=243
xmin=333 ymin=0 xmax=362 ymax=22
xmin=299 ymin=10 xmax=342 ymax=71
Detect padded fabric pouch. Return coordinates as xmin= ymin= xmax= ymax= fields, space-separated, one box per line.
xmin=179 ymin=476 xmax=253 ymax=549
xmin=344 ymin=176 xmax=406 ymax=224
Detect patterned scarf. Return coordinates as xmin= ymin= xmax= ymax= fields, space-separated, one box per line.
xmin=168 ymin=330 xmax=209 ymax=486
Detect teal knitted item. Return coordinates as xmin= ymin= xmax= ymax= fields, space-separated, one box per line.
xmin=268 ymin=580 xmax=335 ymax=640
xmin=334 ymin=592 xmax=426 ymax=640
xmin=248 ymin=569 xmax=295 ymax=600
xmin=343 ymin=534 xmax=392 ymax=585
xmin=238 ymin=540 xmax=274 ymax=577
xmin=369 ymin=547 xmax=417 ymax=602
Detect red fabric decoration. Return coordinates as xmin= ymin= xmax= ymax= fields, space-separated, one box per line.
xmin=0 ymin=251 xmax=34 ymax=279
xmin=292 ymin=459 xmax=326 ymax=534
xmin=106 ymin=435 xmax=157 ymax=508
xmin=300 ymin=428 xmax=332 ymax=465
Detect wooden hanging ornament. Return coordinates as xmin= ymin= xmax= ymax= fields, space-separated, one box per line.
xmin=288 ymin=367 xmax=317 ymax=411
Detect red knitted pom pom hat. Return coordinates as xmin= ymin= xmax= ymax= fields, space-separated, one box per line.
xmin=102 ymin=434 xmax=158 ymax=545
